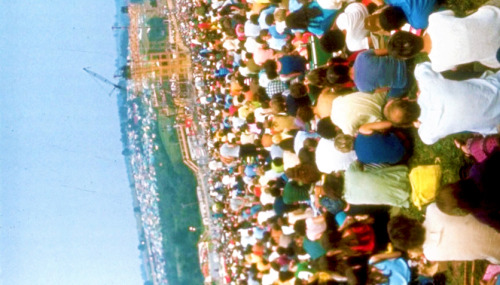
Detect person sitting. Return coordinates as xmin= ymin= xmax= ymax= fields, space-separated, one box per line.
xmin=435 ymin=149 xmax=500 ymax=232
xmin=384 ymin=62 xmax=500 ymax=145
xmin=388 ymin=204 xmax=500 ymax=264
xmin=286 ymin=83 xmax=311 ymax=117
xmin=334 ymin=127 xmax=407 ymax=165
xmin=343 ymin=161 xmax=411 ymax=207
xmin=330 ymin=91 xmax=386 ymax=136
xmin=387 ymin=4 xmax=500 ymax=72
xmin=315 ymin=119 xmax=358 ymax=173
xmin=349 ymin=49 xmax=411 ymax=98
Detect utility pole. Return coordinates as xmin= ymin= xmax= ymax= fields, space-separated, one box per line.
xmin=83 ymin=67 xmax=126 ymax=92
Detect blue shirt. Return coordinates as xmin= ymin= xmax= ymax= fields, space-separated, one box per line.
xmin=353 ymin=50 xmax=408 ymax=97
xmin=279 ymin=55 xmax=307 ymax=76
xmin=354 ymin=132 xmax=406 ymax=164
xmin=258 ymin=6 xmax=277 ymax=29
xmin=385 ymin=0 xmax=436 ymax=29
xmin=372 ymin=258 xmax=411 ymax=285
xmin=302 ymin=238 xmax=326 ymax=260
xmin=307 ymin=1 xmax=338 ymax=37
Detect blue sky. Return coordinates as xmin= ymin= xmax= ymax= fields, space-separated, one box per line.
xmin=0 ymin=1 xmax=143 ymax=284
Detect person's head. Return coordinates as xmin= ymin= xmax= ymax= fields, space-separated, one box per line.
xmin=387 ymin=215 xmax=426 ymax=250
xmin=384 ymin=99 xmax=421 ymax=127
xmin=285 ymin=8 xmax=319 ymax=30
xmin=285 ymin=163 xmax=321 ymax=184
xmin=250 ymin=14 xmax=259 ymax=25
xmin=364 ymin=7 xmax=406 ymax=33
xmin=323 ymin=172 xmax=344 ymax=199
xmin=388 ymin=31 xmax=424 ymax=59
xmin=319 ymin=29 xmax=346 ymax=53
xmin=296 ymin=106 xmax=314 ymax=123
xmin=279 ymin=137 xmax=295 ymax=151
xmin=316 ymin=117 xmax=338 ymax=139
xmin=293 ymin=219 xmax=307 ymax=236
xmin=334 ymin=134 xmax=354 ymax=153
xmin=306 ymin=67 xmax=328 ymax=87
xmin=265 ymin=13 xmax=275 ymax=26
xmin=326 ymin=65 xmax=350 ymax=85
xmin=436 ymin=179 xmax=480 ymax=216
xmin=270 ymin=94 xmax=286 ymax=113
xmin=298 ymin=148 xmax=315 ymax=164
xmin=303 ymin=137 xmax=318 ymax=150
xmin=274 ymin=9 xmax=287 ymax=22
xmin=246 ymin=112 xmax=256 ymax=124
xmin=379 ymin=7 xmax=407 ymax=31
xmin=263 ymin=60 xmax=278 ymax=79
xmin=289 ymin=82 xmax=308 ymax=99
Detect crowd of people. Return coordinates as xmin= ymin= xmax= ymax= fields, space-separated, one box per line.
xmin=174 ymin=0 xmax=500 ymax=283
xmin=125 ymin=94 xmax=168 ymax=285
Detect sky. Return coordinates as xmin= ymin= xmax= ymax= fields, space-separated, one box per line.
xmin=0 ymin=1 xmax=143 ymax=284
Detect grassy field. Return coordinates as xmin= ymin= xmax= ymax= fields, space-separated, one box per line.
xmin=394 ymin=0 xmax=493 ymax=281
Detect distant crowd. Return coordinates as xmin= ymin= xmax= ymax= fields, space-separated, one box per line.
xmin=177 ymin=0 xmax=500 ymax=283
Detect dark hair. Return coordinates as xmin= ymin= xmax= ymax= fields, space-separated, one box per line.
xmin=289 ymin=83 xmax=308 ymax=98
xmin=323 ymin=173 xmax=344 ymax=199
xmin=298 ymin=148 xmax=315 ymax=164
xmin=326 ymin=65 xmax=350 ymax=85
xmin=436 ymin=179 xmax=479 ymax=215
xmin=385 ymin=99 xmax=421 ymax=127
xmin=273 ymin=157 xmax=284 ymax=166
xmin=379 ymin=7 xmax=407 ymax=31
xmin=388 ymin=31 xmax=424 ymax=59
xmin=296 ymin=106 xmax=314 ymax=123
xmin=268 ymin=186 xmax=282 ymax=197
xmin=316 ymin=117 xmax=338 ymax=139
xmin=265 ymin=14 xmax=275 ymax=26
xmin=246 ymin=112 xmax=256 ymax=124
xmin=319 ymin=29 xmax=346 ymax=53
xmin=263 ymin=60 xmax=279 ymax=79
xmin=306 ymin=67 xmax=328 ymax=87
xmin=285 ymin=163 xmax=321 ymax=184
xmin=294 ymin=219 xmax=307 ymax=236
xmin=279 ymin=271 xmax=294 ymax=282
xmin=259 ymin=29 xmax=270 ymax=38
xmin=303 ymin=137 xmax=318 ymax=149
xmin=285 ymin=6 xmax=322 ymax=29
xmin=250 ymin=14 xmax=259 ymax=25
xmin=279 ymin=137 xmax=295 ymax=152
xmin=270 ymin=94 xmax=286 ymax=113
xmin=237 ymin=94 xmax=245 ymax=103
xmin=387 ymin=215 xmax=425 ymax=250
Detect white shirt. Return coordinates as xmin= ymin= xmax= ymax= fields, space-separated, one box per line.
xmin=244 ymin=37 xmax=262 ymax=54
xmin=335 ymin=3 xmax=370 ymax=52
xmin=427 ymin=7 xmax=500 ymax=72
xmin=220 ymin=143 xmax=240 ymax=158
xmin=415 ymin=62 xmax=500 ymax=145
xmin=315 ymin=138 xmax=357 ymax=173
xmin=423 ymin=203 xmax=500 ymax=264
xmin=244 ymin=20 xmax=261 ymax=37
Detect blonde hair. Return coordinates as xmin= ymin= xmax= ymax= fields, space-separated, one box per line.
xmin=274 ymin=9 xmax=287 ymax=22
